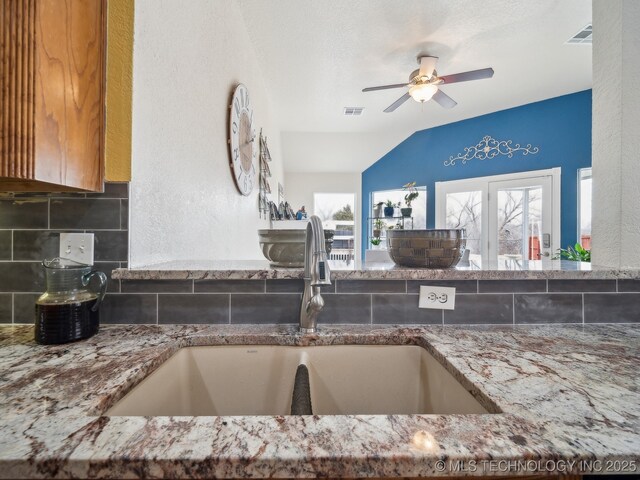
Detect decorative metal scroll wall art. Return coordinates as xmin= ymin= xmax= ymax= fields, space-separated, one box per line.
xmin=443 ymin=135 xmax=539 ymax=167
xmin=259 ymin=129 xmax=272 ymax=218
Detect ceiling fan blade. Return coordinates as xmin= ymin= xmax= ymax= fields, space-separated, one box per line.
xmin=439 ymin=67 xmax=494 ymax=84
xmin=419 ymin=56 xmax=438 ymax=78
xmin=432 ymin=89 xmax=457 ymax=109
xmin=384 ymin=92 xmax=411 ymax=113
xmin=362 ymin=83 xmax=408 ymax=92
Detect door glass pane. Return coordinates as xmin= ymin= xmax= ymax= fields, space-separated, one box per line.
xmin=578 ymin=168 xmax=592 ymax=249
xmin=497 ymin=187 xmax=542 ymax=266
xmin=445 ymin=191 xmax=482 ymax=258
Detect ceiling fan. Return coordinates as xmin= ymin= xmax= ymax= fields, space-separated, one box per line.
xmin=362 ymin=56 xmax=494 ymax=113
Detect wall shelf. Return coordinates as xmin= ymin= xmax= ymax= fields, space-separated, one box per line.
xmin=367 ymin=216 xmax=413 ymax=248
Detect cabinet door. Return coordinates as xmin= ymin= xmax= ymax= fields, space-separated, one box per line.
xmin=1 ymin=0 xmax=105 ymax=192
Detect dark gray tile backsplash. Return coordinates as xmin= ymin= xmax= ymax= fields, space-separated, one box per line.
xmin=584 ymin=293 xmax=640 ymax=323
xmin=0 ymin=294 xmax=11 ymax=323
xmin=444 ymin=294 xmax=513 ymax=325
xmin=321 ymin=294 xmax=372 ymax=324
xmin=0 ymin=262 xmax=44 ymax=292
xmin=0 ymin=185 xmax=128 ymax=323
xmin=158 ymin=294 xmax=228 ymax=324
xmin=548 ymin=279 xmax=616 ymax=292
xmin=0 ymin=198 xmax=48 ymax=229
xmin=0 ymin=231 xmax=11 ymax=260
xmin=101 ymin=294 xmax=157 ymax=324
xmin=13 ymin=293 xmax=39 ymax=324
xmin=86 ymin=182 xmax=129 ymax=199
xmin=265 ymin=279 xmax=302 ymax=293
xmin=120 ymin=199 xmax=129 ymax=230
xmin=12 ymin=230 xmax=61 ymax=260
xmin=231 ymin=294 xmax=300 ymax=324
xmin=372 ymin=294 xmax=441 ymax=325
xmin=94 ymin=230 xmax=128 ymax=261
xmin=336 ymin=279 xmax=405 ymax=294
xmin=617 ymin=279 xmax=640 ymax=292
xmin=514 ymin=294 xmax=582 ymax=324
xmin=121 ymin=279 xmax=192 ymax=294
xmin=195 ymin=279 xmax=265 ymax=293
xmin=1 ymin=183 xmax=638 ymax=326
xmin=50 ymin=199 xmax=121 ymax=230
xmin=478 ymin=280 xmax=546 ymax=293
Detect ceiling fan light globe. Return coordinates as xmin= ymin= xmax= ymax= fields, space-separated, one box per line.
xmin=409 ymin=83 xmax=438 ymax=103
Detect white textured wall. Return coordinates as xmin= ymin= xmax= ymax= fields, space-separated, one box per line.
xmin=284 ymin=172 xmax=362 ymax=259
xmin=591 ymin=0 xmax=640 ymax=268
xmin=129 ymin=0 xmax=283 ymax=267
xmin=281 ymin=131 xmax=409 ymax=173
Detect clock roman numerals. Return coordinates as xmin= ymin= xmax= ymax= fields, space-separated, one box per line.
xmin=233 ymin=89 xmax=250 ymax=116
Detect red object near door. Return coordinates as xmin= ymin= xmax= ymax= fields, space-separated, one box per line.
xmin=529 ymin=236 xmax=541 ymax=260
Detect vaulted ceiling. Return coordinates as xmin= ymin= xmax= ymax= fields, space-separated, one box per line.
xmin=237 ymin=0 xmax=592 ymax=172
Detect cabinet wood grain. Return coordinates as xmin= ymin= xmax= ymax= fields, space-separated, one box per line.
xmin=0 ymin=0 xmax=105 ymax=192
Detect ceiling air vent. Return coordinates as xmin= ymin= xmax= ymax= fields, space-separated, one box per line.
xmin=343 ymin=107 xmax=364 ymax=116
xmin=566 ymin=24 xmax=592 ymax=45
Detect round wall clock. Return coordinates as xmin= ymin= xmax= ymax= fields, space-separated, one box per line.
xmin=228 ymin=84 xmax=256 ymax=196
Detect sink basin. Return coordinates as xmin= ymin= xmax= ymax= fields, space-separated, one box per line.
xmin=106 ymin=345 xmax=488 ymax=416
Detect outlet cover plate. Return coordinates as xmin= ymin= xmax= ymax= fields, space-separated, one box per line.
xmin=59 ymin=233 xmax=94 ymax=265
xmin=419 ymin=285 xmax=456 ymax=310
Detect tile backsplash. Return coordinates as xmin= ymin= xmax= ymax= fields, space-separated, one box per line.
xmin=0 ymin=183 xmax=128 ymax=323
xmin=0 ymin=183 xmax=638 ymax=326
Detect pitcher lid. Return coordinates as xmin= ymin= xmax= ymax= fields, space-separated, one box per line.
xmin=43 ymin=257 xmax=91 ymax=269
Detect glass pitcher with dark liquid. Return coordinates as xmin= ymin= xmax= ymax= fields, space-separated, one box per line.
xmin=35 ymin=258 xmax=107 ymax=345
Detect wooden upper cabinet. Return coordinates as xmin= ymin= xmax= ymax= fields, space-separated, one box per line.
xmin=0 ymin=0 xmax=105 ymax=192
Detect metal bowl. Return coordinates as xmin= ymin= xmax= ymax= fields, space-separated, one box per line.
xmin=258 ymin=229 xmax=334 ymax=267
xmin=386 ymin=229 xmax=466 ymax=268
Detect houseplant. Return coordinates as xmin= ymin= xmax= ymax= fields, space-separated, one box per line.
xmin=373 ymin=218 xmax=384 ymax=238
xmin=384 ymin=200 xmax=395 ymax=218
xmin=401 ymin=181 xmax=419 ymax=217
xmin=553 ymin=243 xmax=591 ymax=262
xmin=373 ymin=202 xmax=384 ymax=218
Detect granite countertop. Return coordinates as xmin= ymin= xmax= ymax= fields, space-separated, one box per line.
xmin=113 ymin=259 xmax=640 ymax=281
xmin=1 ymin=324 xmax=639 ymax=478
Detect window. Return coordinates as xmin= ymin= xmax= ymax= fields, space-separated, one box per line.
xmin=371 ymin=187 xmax=427 ymax=229
xmin=313 ymin=193 xmax=356 ymax=263
xmin=369 ymin=187 xmax=426 ymax=250
xmin=577 ymin=168 xmax=592 ymax=249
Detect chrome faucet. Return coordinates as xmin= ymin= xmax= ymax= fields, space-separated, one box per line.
xmin=299 ymin=215 xmax=331 ymax=333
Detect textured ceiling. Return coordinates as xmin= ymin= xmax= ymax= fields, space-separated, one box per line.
xmin=237 ymin=0 xmax=592 ymax=171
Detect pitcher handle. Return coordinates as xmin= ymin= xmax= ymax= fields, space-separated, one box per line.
xmin=83 ymin=271 xmax=108 ymax=312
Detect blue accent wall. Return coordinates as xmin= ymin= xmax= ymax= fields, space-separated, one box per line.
xmin=361 ymin=90 xmax=592 ymax=257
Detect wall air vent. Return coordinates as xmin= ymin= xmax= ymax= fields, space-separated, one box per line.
xmin=566 ymin=24 xmax=592 ymax=44
xmin=343 ymin=107 xmax=364 ymax=116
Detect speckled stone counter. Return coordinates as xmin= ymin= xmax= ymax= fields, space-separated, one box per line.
xmin=0 ymin=324 xmax=639 ymax=479
xmin=113 ymin=259 xmax=640 ymax=281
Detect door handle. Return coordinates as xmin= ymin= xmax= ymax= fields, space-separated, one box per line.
xmin=541 ymin=252 xmax=550 ymax=257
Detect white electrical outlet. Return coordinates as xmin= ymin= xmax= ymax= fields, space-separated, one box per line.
xmin=59 ymin=233 xmax=94 ymax=265
xmin=419 ymin=285 xmax=456 ymax=310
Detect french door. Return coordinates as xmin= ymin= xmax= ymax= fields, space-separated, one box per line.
xmin=435 ymin=169 xmax=560 ymax=266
